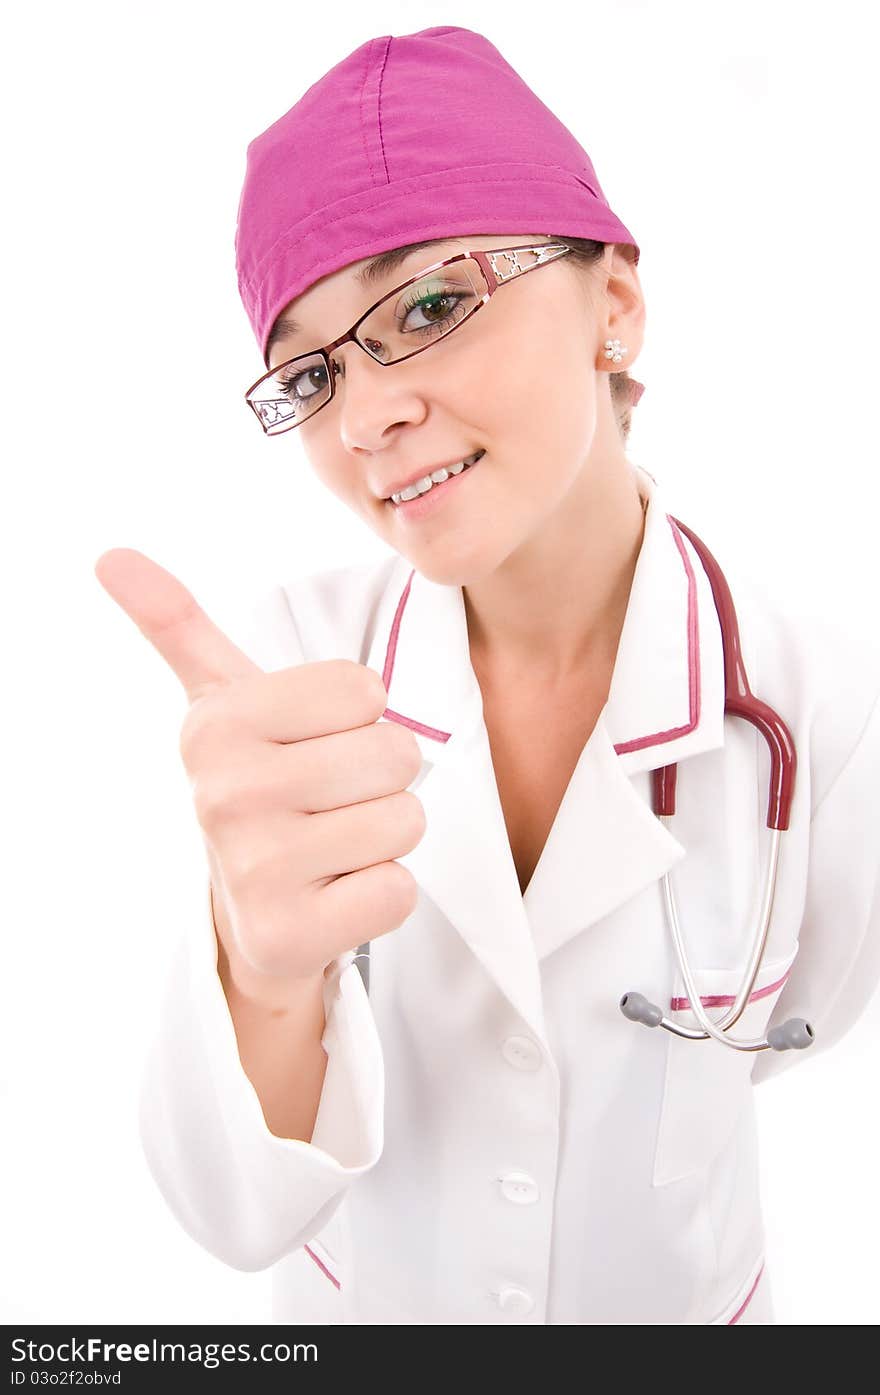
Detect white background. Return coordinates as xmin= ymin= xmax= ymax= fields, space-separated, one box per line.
xmin=3 ymin=0 xmax=878 ymax=1325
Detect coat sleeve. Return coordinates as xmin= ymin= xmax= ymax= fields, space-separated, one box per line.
xmin=137 ymin=581 xmax=385 ymax=1271
xmin=752 ymin=683 xmax=880 ymax=1086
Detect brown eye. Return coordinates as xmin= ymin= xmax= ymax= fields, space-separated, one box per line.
xmin=280 ymin=363 xmax=329 ymax=400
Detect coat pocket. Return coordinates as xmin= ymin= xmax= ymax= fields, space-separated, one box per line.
xmin=652 ymin=947 xmax=799 ymax=1187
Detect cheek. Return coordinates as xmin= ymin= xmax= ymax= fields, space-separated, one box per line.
xmin=480 ymin=333 xmax=597 ymax=458
xmin=299 ymin=428 xmax=348 ymax=495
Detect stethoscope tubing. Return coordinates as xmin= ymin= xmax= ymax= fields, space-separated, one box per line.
xmin=652 ymin=826 xmax=781 ymax=1049
xmin=351 ymin=515 xmax=814 ymax=1054
xmin=663 ymin=518 xmax=797 ymax=832
xmin=620 ymin=517 xmax=814 ymax=1054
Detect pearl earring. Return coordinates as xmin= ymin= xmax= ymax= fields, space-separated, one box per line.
xmin=604 ymin=338 xmax=628 ymax=364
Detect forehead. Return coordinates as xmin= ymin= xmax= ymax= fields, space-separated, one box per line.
xmin=266 ymin=233 xmax=546 ymax=361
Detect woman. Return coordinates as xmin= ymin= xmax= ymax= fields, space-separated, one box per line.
xmin=96 ymin=27 xmax=880 ymax=1324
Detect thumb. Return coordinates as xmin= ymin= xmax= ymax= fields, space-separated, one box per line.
xmin=94 ymin=548 xmax=261 ymax=700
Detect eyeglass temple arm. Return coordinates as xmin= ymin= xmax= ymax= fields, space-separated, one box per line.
xmin=470 ymin=242 xmax=572 ymax=292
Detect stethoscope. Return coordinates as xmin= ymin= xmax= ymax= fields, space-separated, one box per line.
xmin=619 ymin=517 xmax=814 ymax=1054
xmin=354 ymin=517 xmax=815 ymax=1057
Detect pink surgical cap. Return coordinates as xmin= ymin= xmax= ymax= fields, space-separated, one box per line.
xmin=235 ymin=25 xmax=641 ymax=374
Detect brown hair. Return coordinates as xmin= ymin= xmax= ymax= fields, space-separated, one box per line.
xmin=551 ymin=235 xmax=638 ymax=446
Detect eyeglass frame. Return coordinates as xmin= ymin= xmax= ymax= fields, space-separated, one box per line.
xmin=243 ymin=241 xmax=573 ymax=436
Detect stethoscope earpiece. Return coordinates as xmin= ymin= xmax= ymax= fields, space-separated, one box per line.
xmin=766 ymin=1018 xmax=814 ymax=1052
xmin=619 ymin=992 xmax=815 ymax=1053
xmin=619 ymin=992 xmax=663 ymax=1028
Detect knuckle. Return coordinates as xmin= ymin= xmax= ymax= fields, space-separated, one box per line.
xmin=192 ymin=771 xmax=245 ymax=828
xmin=348 ymin=660 xmax=388 ymax=717
xmin=383 ymin=720 xmax=423 ymax=781
xmin=315 ymin=660 xmax=387 ymax=722
xmin=378 ymin=861 xmax=420 ymax=923
xmin=366 ymin=666 xmax=390 ymax=714
xmin=220 ymin=845 xmax=268 ymax=900
xmin=389 ymin=859 xmax=419 ymax=900
xmin=397 ymin=789 xmax=427 ymax=840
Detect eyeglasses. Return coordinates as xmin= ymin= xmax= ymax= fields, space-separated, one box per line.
xmin=244 ymin=242 xmax=571 ymax=436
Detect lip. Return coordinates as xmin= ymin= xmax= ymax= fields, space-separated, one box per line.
xmin=386 ymin=452 xmax=483 ymax=523
xmin=379 ymin=451 xmax=484 ymax=500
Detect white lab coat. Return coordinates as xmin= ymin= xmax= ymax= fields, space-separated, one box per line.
xmin=139 ymin=465 xmax=880 ymax=1325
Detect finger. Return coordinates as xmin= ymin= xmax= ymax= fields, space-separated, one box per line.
xmin=193 ymin=719 xmax=420 ymax=819
xmin=94 ymin=547 xmax=260 ymax=699
xmin=202 ymin=661 xmax=391 ymax=748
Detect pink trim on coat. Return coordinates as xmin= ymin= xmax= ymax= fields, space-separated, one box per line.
xmin=383 ymin=706 xmax=452 ymax=742
xmin=670 ymin=968 xmax=791 ymax=1013
xmin=728 ymin=1263 xmax=764 ymax=1324
xmin=380 ymin=568 xmax=452 ymax=742
xmin=613 ymin=515 xmax=701 ymax=754
xmin=304 ymin=1244 xmax=341 ymax=1290
xmin=379 ymin=513 xmax=700 ymax=752
xmin=381 ymin=569 xmax=414 ymax=693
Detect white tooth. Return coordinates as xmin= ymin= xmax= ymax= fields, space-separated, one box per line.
xmin=392 ymin=460 xmax=477 ymax=504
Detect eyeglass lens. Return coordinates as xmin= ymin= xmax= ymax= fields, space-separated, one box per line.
xmin=247 ymin=258 xmax=491 ymax=434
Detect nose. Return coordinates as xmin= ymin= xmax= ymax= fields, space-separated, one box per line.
xmin=332 ymin=341 xmax=429 ymax=454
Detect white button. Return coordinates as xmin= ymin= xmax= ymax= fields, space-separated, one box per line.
xmin=500 ymin=1035 xmax=542 ymax=1070
xmin=497 ymin=1285 xmax=535 ymax=1315
xmin=499 ymin=1172 xmax=539 ymax=1204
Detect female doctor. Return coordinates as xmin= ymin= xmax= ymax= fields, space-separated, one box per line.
xmin=95 ymin=27 xmax=880 ymax=1324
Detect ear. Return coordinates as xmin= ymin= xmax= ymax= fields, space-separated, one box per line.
xmin=604 ymin=246 xmax=646 ymax=365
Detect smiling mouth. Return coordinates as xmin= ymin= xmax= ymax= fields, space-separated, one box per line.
xmin=387 ymin=450 xmax=485 ymax=505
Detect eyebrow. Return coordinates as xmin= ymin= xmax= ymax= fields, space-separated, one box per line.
xmin=265 ymin=239 xmax=447 ymax=363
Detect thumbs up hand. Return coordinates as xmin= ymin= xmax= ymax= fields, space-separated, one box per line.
xmin=94 ymin=549 xmax=425 ymax=997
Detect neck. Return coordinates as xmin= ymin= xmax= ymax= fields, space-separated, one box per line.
xmin=463 ymin=455 xmax=647 ymax=686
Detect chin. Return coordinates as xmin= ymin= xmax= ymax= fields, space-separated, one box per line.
xmin=400 ymin=539 xmax=509 ymax=589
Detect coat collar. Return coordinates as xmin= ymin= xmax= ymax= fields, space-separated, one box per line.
xmin=365 ymin=466 xmax=727 ymax=1047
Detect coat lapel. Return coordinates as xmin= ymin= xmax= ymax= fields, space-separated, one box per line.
xmin=364 ymin=466 xmax=727 ymax=1049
